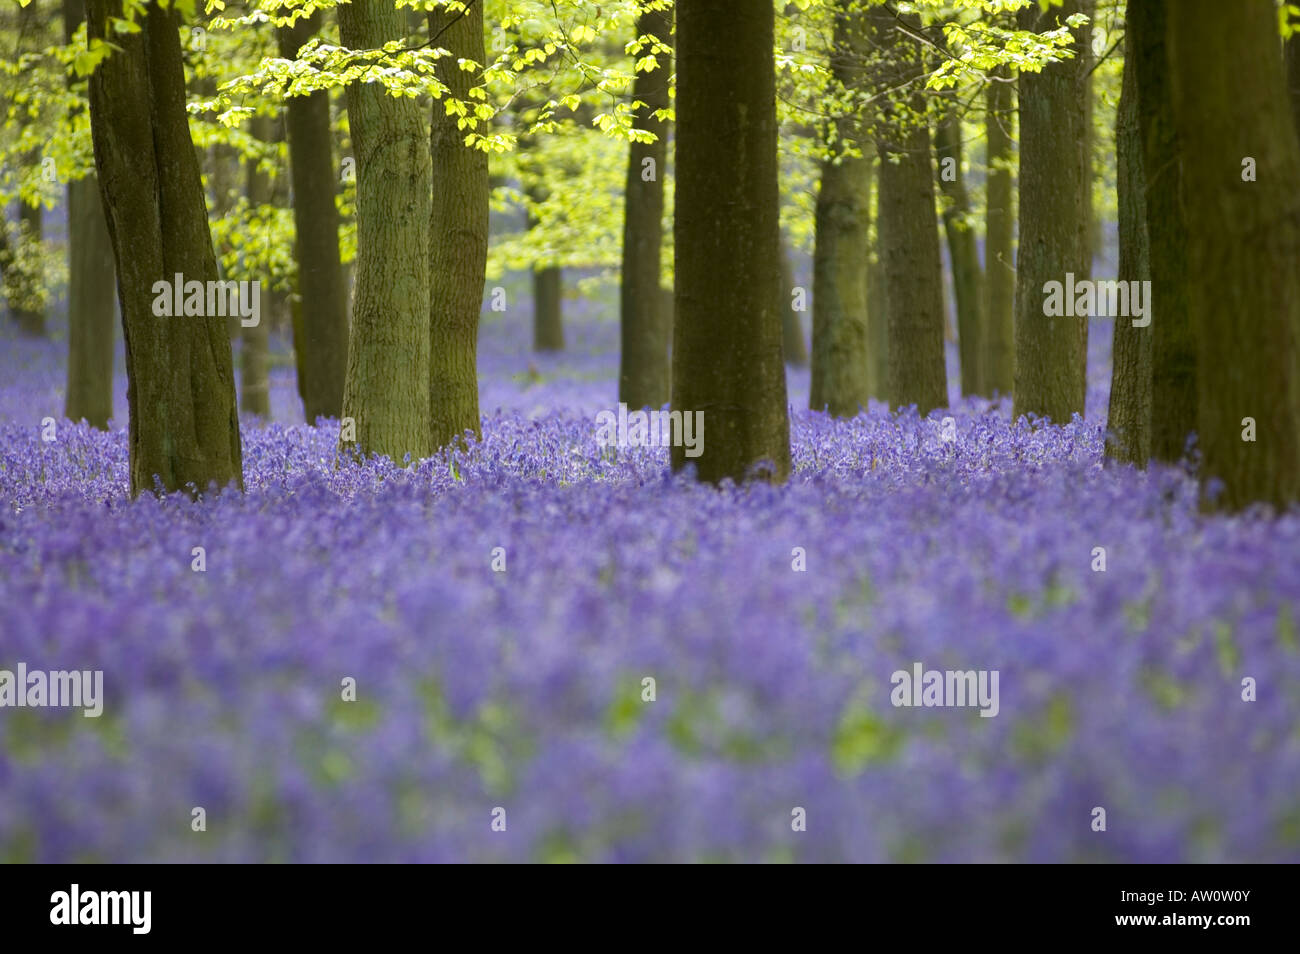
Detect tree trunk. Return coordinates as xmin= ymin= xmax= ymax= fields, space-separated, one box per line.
xmin=278 ymin=12 xmax=348 ymax=423
xmin=672 ymin=0 xmax=790 ymax=483
xmin=64 ymin=176 xmax=116 ymax=428
xmin=337 ymin=0 xmax=432 ymax=462
xmin=1130 ymin=0 xmax=1195 ymax=462
xmin=63 ymin=0 xmax=116 ymax=429
xmin=1287 ymin=32 xmax=1300 ymax=136
xmin=1167 ymin=0 xmax=1300 ymax=510
xmin=428 ymin=0 xmax=488 ymax=448
xmin=871 ymin=8 xmax=948 ymax=416
xmin=865 ymin=156 xmax=888 ymax=399
xmin=1106 ymin=32 xmax=1151 ymax=466
xmin=240 ymin=114 xmax=273 ymax=419
xmin=1012 ymin=0 xmax=1089 ymax=425
xmin=1080 ymin=0 xmax=1096 ymax=281
xmin=779 ymin=236 xmax=807 ymax=366
xmin=809 ymin=0 xmax=872 ymax=416
xmin=934 ymin=114 xmax=984 ymax=397
xmin=618 ymin=4 xmax=672 ymax=408
xmin=983 ymin=66 xmax=1015 ymax=398
xmin=86 ymin=0 xmax=242 ymax=496
xmin=532 ymin=266 xmax=564 ymax=351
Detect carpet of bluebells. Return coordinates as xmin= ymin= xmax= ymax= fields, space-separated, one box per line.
xmin=2 ymin=295 xmax=1299 ymax=863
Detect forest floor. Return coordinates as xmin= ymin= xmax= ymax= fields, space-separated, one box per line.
xmin=1 ymin=302 xmax=1297 ymax=862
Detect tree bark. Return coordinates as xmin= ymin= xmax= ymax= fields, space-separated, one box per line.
xmin=1106 ymin=31 xmax=1151 ymax=466
xmin=934 ymin=114 xmax=984 ymax=397
xmin=779 ymin=236 xmax=808 ymax=366
xmin=1012 ymin=0 xmax=1089 ymax=425
xmin=86 ymin=0 xmax=242 ymax=495
xmin=871 ymin=8 xmax=948 ymax=416
xmin=865 ymin=156 xmax=888 ymax=399
xmin=63 ymin=0 xmax=116 ymax=429
xmin=531 ymin=265 xmax=564 ymax=351
xmin=1130 ymin=0 xmax=1194 ymax=462
xmin=982 ymin=66 xmax=1015 ymax=398
xmin=809 ymin=0 xmax=872 ymax=416
xmin=428 ymin=0 xmax=488 ymax=448
xmin=278 ymin=12 xmax=348 ymax=423
xmin=1167 ymin=0 xmax=1300 ymax=510
xmin=337 ymin=0 xmax=432 ymax=462
xmin=618 ymin=4 xmax=672 ymax=408
xmin=240 ymin=114 xmax=273 ymax=419
xmin=672 ymin=0 xmax=790 ymax=483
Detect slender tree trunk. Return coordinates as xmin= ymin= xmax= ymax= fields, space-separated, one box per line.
xmin=983 ymin=66 xmax=1015 ymax=398
xmin=336 ymin=0 xmax=432 ymax=462
xmin=278 ymin=12 xmax=348 ymax=423
xmin=809 ymin=0 xmax=872 ymax=416
xmin=1080 ymin=0 xmax=1096 ymax=281
xmin=1130 ymin=0 xmax=1194 ymax=462
xmin=1013 ymin=0 xmax=1088 ymax=425
xmin=64 ymin=178 xmax=116 ymax=427
xmin=871 ymin=8 xmax=947 ymax=416
xmin=532 ymin=266 xmax=564 ymax=351
xmin=240 ymin=114 xmax=273 ymax=419
xmin=428 ymin=0 xmax=488 ymax=448
xmin=865 ymin=156 xmax=888 ymax=399
xmin=63 ymin=0 xmax=116 ymax=429
xmin=1168 ymin=0 xmax=1300 ymax=510
xmin=86 ymin=0 xmax=242 ymax=496
xmin=779 ymin=236 xmax=808 ymax=366
xmin=1287 ymin=32 xmax=1300 ymax=136
xmin=934 ymin=114 xmax=984 ymax=397
xmin=1107 ymin=33 xmax=1151 ymax=466
xmin=672 ymin=0 xmax=790 ymax=483
xmin=618 ymin=4 xmax=672 ymax=408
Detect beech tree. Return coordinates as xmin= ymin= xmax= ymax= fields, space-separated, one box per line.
xmin=428 ymin=0 xmax=489 ymax=449
xmin=278 ymin=10 xmax=348 ymax=423
xmin=618 ymin=1 xmax=673 ymax=411
xmin=63 ymin=0 xmax=115 ymax=429
xmin=671 ymin=0 xmax=789 ymax=483
xmin=86 ymin=0 xmax=242 ymax=496
xmin=1168 ymin=0 xmax=1300 ymax=510
xmin=809 ymin=0 xmax=873 ymax=418
xmin=1012 ymin=0 xmax=1089 ymax=425
xmin=1106 ymin=26 xmax=1151 ymax=467
xmin=870 ymin=5 xmax=947 ymax=417
xmin=336 ymin=0 xmax=432 ymax=462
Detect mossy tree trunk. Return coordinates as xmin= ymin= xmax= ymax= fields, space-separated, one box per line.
xmin=428 ymin=0 xmax=488 ymax=448
xmin=618 ymin=4 xmax=673 ymax=409
xmin=870 ymin=7 xmax=948 ymax=416
xmin=86 ymin=0 xmax=242 ymax=495
xmin=336 ymin=0 xmax=432 ymax=462
xmin=809 ymin=0 xmax=872 ymax=417
xmin=672 ymin=0 xmax=790 ymax=483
